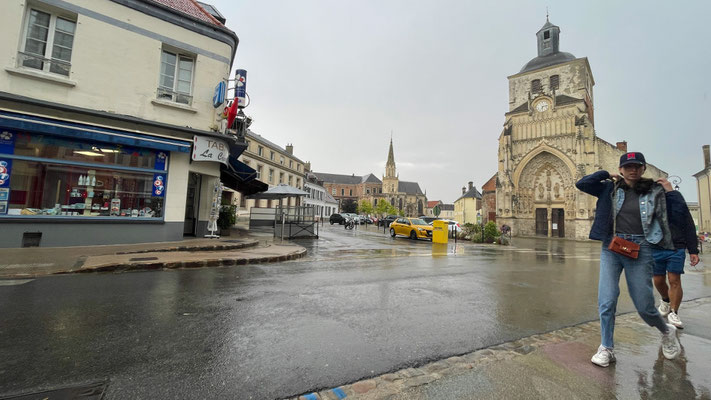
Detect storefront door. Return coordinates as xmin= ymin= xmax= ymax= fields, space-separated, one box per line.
xmin=183 ymin=172 xmax=201 ymax=236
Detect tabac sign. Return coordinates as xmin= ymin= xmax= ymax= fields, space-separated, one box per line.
xmin=192 ymin=136 xmax=229 ymax=165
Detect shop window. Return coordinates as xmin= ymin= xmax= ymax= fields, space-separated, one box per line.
xmin=4 ymin=160 xmax=163 ymax=218
xmin=20 ymin=8 xmax=76 ymax=76
xmin=157 ymin=48 xmax=194 ymax=105
xmin=1 ymin=130 xmax=168 ymax=219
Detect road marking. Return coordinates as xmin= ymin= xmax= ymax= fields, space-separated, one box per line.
xmin=0 ymin=279 xmax=34 ymax=286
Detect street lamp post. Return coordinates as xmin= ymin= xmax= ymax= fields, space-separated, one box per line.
xmin=668 ymin=175 xmax=682 ymax=191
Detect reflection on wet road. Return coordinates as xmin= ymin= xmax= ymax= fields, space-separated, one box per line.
xmin=0 ymin=224 xmax=709 ymax=399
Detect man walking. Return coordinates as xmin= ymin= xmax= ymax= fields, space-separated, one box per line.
xmin=653 ymin=178 xmax=700 ymax=329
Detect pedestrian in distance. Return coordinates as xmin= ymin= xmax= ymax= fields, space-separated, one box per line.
xmin=575 ymin=152 xmax=681 ymax=368
xmin=652 ymin=178 xmax=700 ymax=329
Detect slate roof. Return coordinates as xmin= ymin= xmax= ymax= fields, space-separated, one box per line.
xmin=398 ymin=181 xmax=424 ymax=195
xmin=313 ymin=172 xmax=365 ymax=185
xmin=507 ymin=95 xmax=584 ymax=115
xmin=246 ymin=130 xmax=305 ymax=164
xmin=456 ymin=186 xmax=482 ymax=202
xmin=361 ymin=173 xmax=382 ymax=184
xmin=147 ymin=0 xmax=223 ymax=26
xmin=324 ymin=192 xmax=338 ymax=204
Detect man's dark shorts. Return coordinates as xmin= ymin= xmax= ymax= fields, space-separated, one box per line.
xmin=652 ymin=248 xmax=686 ymax=275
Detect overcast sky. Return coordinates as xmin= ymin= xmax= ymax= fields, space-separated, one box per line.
xmin=210 ymin=0 xmax=710 ymax=203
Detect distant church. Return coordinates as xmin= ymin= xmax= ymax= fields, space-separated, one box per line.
xmin=314 ymin=139 xmax=427 ymax=216
xmin=496 ymin=18 xmax=666 ymax=239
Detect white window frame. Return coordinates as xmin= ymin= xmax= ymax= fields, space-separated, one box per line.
xmin=19 ymin=6 xmax=77 ymax=76
xmin=157 ymin=47 xmax=195 ymax=105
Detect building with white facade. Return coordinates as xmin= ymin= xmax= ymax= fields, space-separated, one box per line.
xmin=0 ymin=0 xmax=259 ymax=247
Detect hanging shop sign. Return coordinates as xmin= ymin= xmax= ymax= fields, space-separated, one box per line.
xmin=192 ymin=136 xmax=229 ymax=165
xmin=234 ymin=69 xmax=247 ymax=108
xmin=213 ymin=81 xmax=226 ymax=108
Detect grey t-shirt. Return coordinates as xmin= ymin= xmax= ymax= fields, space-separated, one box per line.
xmin=616 ymin=188 xmax=644 ymax=234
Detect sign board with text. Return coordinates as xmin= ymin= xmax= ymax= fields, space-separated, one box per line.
xmin=192 ymin=136 xmax=229 ymax=165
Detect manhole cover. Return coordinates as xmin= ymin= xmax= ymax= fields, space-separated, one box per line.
xmin=0 ymin=380 xmax=107 ymax=400
xmin=129 ymin=257 xmax=159 ymax=262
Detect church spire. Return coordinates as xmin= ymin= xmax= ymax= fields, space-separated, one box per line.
xmin=385 ymin=137 xmax=396 ymax=178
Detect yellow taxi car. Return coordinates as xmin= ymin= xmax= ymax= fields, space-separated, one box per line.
xmin=389 ymin=217 xmax=433 ymax=240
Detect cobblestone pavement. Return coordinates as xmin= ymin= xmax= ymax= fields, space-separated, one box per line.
xmin=292 ymin=297 xmax=711 ymax=400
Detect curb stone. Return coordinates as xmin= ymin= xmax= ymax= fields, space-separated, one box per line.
xmin=64 ymin=247 xmax=307 ymax=274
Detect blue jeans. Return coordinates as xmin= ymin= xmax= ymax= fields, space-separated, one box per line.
xmin=598 ymin=234 xmax=668 ymax=348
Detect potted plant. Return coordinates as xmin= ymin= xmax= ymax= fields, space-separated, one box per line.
xmin=217 ymin=204 xmax=237 ymax=236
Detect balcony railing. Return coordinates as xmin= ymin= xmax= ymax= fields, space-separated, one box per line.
xmin=18 ymin=52 xmax=71 ymax=76
xmin=157 ymin=87 xmax=193 ymax=106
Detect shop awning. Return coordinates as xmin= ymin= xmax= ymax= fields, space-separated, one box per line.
xmin=220 ymin=156 xmax=268 ymax=196
xmin=0 ymin=111 xmax=192 ymax=153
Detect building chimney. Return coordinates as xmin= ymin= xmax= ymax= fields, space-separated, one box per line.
xmin=704 ymin=145 xmax=710 ymax=168
xmin=462 ymin=187 xmax=466 ymax=195
xmin=468 ymin=181 xmax=473 ymax=191
xmin=616 ymin=141 xmax=627 ymax=152
xmin=304 ymin=161 xmax=311 ymax=172
xmin=285 ymin=143 xmax=293 ymax=155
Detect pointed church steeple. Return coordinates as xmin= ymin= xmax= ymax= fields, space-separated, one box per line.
xmin=385 ymin=138 xmax=396 ymax=178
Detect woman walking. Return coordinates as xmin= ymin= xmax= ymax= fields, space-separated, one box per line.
xmin=575 ymin=152 xmax=681 ymax=367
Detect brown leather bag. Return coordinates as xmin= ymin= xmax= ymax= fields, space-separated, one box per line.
xmin=608 ymin=236 xmax=640 ymax=259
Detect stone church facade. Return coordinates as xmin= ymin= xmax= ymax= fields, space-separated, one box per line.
xmin=496 ymin=19 xmax=666 ymax=239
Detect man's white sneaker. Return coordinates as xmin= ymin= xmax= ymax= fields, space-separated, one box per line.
xmin=658 ymin=300 xmax=671 ymax=317
xmin=668 ymin=311 xmax=684 ymax=329
xmin=591 ymin=345 xmax=615 ymax=367
xmin=661 ymin=324 xmax=680 ymax=360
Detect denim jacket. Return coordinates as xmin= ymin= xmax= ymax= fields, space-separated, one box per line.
xmin=575 ymin=170 xmax=674 ymax=249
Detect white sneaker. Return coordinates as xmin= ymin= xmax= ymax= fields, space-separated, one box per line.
xmin=658 ymin=300 xmax=671 ymax=317
xmin=591 ymin=345 xmax=615 ymax=367
xmin=668 ymin=311 xmax=684 ymax=329
xmin=661 ymin=324 xmax=680 ymax=360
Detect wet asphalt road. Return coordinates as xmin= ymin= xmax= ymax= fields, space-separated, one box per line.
xmin=1 ymin=225 xmax=710 ymax=399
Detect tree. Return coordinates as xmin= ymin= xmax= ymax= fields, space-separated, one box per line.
xmin=341 ymin=199 xmax=357 ymax=213
xmin=375 ymin=199 xmax=390 ymax=216
xmin=357 ymin=199 xmax=373 ymax=215
xmin=483 ymin=221 xmax=501 ymax=243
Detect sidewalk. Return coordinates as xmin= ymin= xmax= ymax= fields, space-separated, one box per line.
xmin=293 ymin=296 xmax=711 ymax=400
xmin=0 ymin=228 xmax=306 ymax=278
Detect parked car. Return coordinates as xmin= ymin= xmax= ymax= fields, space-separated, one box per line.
xmin=390 ymin=217 xmax=433 ymax=240
xmin=360 ymin=215 xmax=373 ymax=224
xmin=329 ymin=213 xmax=346 ymax=225
xmin=420 ymin=216 xmax=437 ymax=224
xmin=378 ymin=215 xmax=398 ymax=227
xmin=430 ymin=219 xmax=462 ymax=234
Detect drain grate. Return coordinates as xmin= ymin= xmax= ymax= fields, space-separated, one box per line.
xmin=0 ymin=380 xmax=108 ymax=400
xmin=128 ymin=257 xmax=159 ymax=262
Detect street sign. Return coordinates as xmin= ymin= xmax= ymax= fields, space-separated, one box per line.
xmin=433 ymin=205 xmax=441 ymax=217
xmin=212 ymin=81 xmax=226 ymax=108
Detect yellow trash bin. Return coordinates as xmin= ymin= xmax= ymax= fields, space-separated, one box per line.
xmin=432 ymin=220 xmax=448 ymax=244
